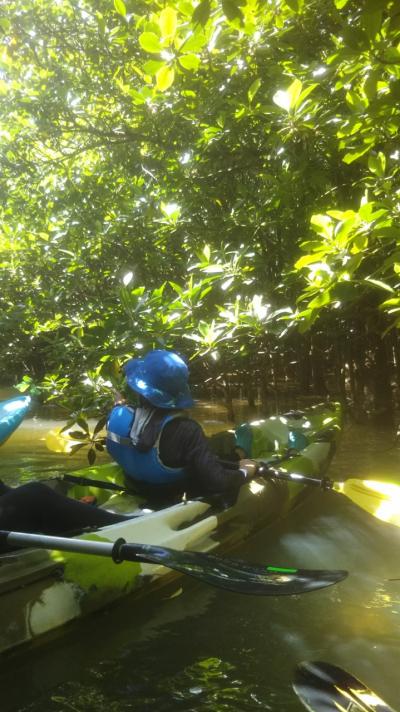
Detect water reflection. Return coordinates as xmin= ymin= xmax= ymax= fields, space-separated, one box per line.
xmin=1 ymin=406 xmax=400 ymax=710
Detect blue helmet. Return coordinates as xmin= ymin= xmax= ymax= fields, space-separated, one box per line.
xmin=123 ymin=349 xmax=194 ymax=409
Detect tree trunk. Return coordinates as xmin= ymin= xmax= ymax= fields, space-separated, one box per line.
xmin=297 ymin=334 xmax=312 ymax=394
xmin=371 ymin=333 xmax=393 ymax=424
xmin=311 ymin=333 xmax=328 ymax=396
xmin=223 ymin=378 xmax=235 ymax=422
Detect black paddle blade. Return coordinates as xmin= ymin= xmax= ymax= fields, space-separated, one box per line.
xmin=120 ymin=543 xmax=348 ymax=596
xmin=293 ymin=661 xmax=395 ymax=712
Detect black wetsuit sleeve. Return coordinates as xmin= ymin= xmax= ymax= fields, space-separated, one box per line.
xmin=158 ymin=418 xmax=246 ymax=496
xmin=0 ymin=482 xmax=127 ymax=542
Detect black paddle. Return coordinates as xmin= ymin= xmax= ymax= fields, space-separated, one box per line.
xmin=60 ymin=472 xmax=130 ymax=493
xmin=0 ymin=530 xmax=347 ymax=596
xmin=257 ymin=463 xmax=334 ymax=490
xmin=56 ymin=449 xmax=298 ymax=495
xmin=293 ymin=661 xmax=396 ymax=712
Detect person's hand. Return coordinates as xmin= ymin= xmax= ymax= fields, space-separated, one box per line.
xmin=239 ymin=459 xmax=259 ymax=479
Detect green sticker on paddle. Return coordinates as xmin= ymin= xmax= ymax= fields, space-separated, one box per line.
xmin=266 ymin=565 xmax=298 ymax=574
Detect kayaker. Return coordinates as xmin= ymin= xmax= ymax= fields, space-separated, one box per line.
xmin=106 ymin=349 xmax=257 ymax=503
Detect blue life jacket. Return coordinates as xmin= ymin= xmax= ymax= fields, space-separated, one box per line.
xmin=106 ymin=405 xmax=186 ymax=485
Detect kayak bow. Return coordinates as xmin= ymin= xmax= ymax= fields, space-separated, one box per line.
xmin=0 ymin=395 xmax=31 ymax=446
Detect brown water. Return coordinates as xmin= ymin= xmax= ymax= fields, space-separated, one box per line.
xmin=2 ymin=400 xmax=400 ymax=711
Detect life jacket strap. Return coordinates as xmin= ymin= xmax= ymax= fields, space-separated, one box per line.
xmin=107 ymin=431 xmax=133 ymax=447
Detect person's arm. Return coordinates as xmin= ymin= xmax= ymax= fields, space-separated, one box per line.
xmin=160 ymin=419 xmax=250 ymax=495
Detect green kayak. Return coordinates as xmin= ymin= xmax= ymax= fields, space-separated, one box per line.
xmin=0 ymin=401 xmax=341 ymax=656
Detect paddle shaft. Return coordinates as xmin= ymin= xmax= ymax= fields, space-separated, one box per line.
xmin=258 ymin=464 xmax=334 ymax=490
xmin=58 ymin=451 xmax=298 ymax=495
xmin=61 ymin=468 xmax=332 ymax=495
xmin=61 ymin=473 xmax=129 ymax=493
xmin=0 ymin=531 xmax=169 ymax=566
xmin=1 ymin=530 xmax=122 ymax=559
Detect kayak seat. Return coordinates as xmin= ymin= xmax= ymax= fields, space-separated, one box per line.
xmin=236 ymin=418 xmax=289 ymax=459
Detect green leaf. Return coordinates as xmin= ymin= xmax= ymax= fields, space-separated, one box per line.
xmin=352 ymin=234 xmax=368 ymax=253
xmin=159 ymin=7 xmax=178 ymax=38
xmin=368 ymin=152 xmax=386 ymax=177
xmin=222 ymin=0 xmax=244 ymax=22
xmin=287 ymin=78 xmax=303 ymax=110
xmin=68 ymin=430 xmax=88 ymax=441
xmin=0 ymin=17 xmax=11 ymax=32
xmin=345 ymin=90 xmax=368 ymax=112
xmin=364 ymin=277 xmax=395 ymax=293
xmin=93 ymin=415 xmax=107 ymax=435
xmin=363 ymin=71 xmax=378 ymax=100
xmin=192 ymin=0 xmax=211 ymax=26
xmin=361 ymin=10 xmax=382 ymax=40
xmin=76 ymin=416 xmax=90 ymax=433
xmin=202 ymin=265 xmax=224 ymax=273
xmin=169 ymin=281 xmax=183 ymax=294
xmin=310 ymin=214 xmax=333 ymax=239
xmin=114 ymin=0 xmax=126 ymax=16
xmin=139 ymin=32 xmax=162 ymax=53
xmin=381 ymin=298 xmax=400 ymax=308
xmin=334 ymin=0 xmax=350 ymax=7
xmin=326 ymin=210 xmax=347 ymax=220
xmin=178 ymin=53 xmax=201 ymax=70
xmin=308 ymin=290 xmax=331 ymax=309
xmin=156 ymin=65 xmax=175 ymax=91
xmin=131 ymin=89 xmax=147 ymax=104
xmin=284 ymin=0 xmax=300 ymax=10
xmin=334 ymin=214 xmax=360 ymax=246
xmin=296 ymin=83 xmax=318 ymax=108
xmin=248 ymin=78 xmax=261 ymax=103
xmin=70 ymin=443 xmax=88 ymax=454
xmin=273 ymin=79 xmax=302 ymax=112
xmin=295 ymin=253 xmax=325 ymax=269
xmin=143 ymin=59 xmax=164 ymax=76
xmin=342 ymin=145 xmax=371 ymax=164
xmin=179 ymin=29 xmax=207 ymax=52
xmin=221 ymin=277 xmax=234 ymax=290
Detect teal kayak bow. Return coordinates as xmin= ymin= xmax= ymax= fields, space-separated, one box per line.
xmin=0 ymin=395 xmax=32 ymax=446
